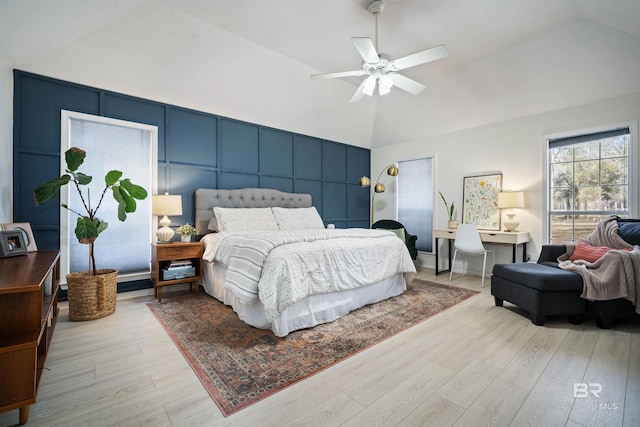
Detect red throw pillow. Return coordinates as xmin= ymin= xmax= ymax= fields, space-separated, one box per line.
xmin=569 ymin=241 xmax=632 ymax=263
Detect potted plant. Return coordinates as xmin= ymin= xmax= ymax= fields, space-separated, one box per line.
xmin=34 ymin=147 xmax=148 ymax=321
xmin=176 ymin=223 xmax=197 ymax=242
xmin=439 ymin=191 xmax=458 ymax=229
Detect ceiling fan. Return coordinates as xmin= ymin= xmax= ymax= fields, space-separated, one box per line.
xmin=310 ymin=0 xmax=448 ymax=103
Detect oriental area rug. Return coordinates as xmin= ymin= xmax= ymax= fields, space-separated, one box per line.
xmin=147 ymin=279 xmax=478 ymax=417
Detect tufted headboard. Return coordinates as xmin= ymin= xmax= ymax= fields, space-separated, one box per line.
xmin=195 ymin=188 xmax=313 ymax=235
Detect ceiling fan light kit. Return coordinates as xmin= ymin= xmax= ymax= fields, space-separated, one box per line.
xmin=311 ymin=0 xmax=448 ymax=103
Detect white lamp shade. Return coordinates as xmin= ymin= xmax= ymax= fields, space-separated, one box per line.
xmin=152 ymin=194 xmax=183 ymax=216
xmin=498 ymin=191 xmax=525 ymax=209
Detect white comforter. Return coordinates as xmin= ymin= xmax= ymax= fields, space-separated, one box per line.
xmin=201 ymin=229 xmax=416 ymax=321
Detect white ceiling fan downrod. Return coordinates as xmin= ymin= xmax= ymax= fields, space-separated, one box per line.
xmin=365 ymin=1 xmax=388 ymax=96
xmin=367 ymin=0 xmax=385 ymax=53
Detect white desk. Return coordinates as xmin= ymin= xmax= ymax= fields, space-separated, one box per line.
xmin=433 ymin=228 xmax=530 ymax=275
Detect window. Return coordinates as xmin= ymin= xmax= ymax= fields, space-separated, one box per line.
xmin=397 ymin=157 xmax=433 ymax=252
xmin=61 ymin=111 xmax=157 ymax=282
xmin=547 ymin=127 xmax=631 ymax=243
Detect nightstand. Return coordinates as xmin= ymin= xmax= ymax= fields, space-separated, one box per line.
xmin=151 ymin=241 xmax=203 ymax=302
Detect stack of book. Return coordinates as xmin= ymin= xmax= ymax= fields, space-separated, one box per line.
xmin=162 ymin=259 xmax=196 ymax=280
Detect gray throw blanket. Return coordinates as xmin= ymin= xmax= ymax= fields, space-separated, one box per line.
xmin=558 ymin=215 xmax=640 ymax=313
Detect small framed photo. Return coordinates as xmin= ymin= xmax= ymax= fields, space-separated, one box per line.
xmin=1 ymin=222 xmax=38 ymax=252
xmin=0 ymin=230 xmax=29 ymax=258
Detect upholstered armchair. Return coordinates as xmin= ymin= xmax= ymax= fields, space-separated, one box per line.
xmin=372 ymin=219 xmax=418 ymax=260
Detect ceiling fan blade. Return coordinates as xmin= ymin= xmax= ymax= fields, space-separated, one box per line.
xmin=311 ymin=69 xmax=367 ymax=80
xmin=388 ymin=73 xmax=426 ymax=95
xmin=391 ymin=44 xmax=449 ymax=71
xmin=349 ymin=79 xmax=369 ymax=103
xmin=352 ymin=37 xmax=380 ymax=64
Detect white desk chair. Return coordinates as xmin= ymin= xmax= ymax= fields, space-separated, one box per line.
xmin=449 ymin=223 xmax=494 ymax=287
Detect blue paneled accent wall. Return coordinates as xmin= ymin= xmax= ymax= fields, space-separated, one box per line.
xmin=12 ymin=70 xmax=371 ymax=253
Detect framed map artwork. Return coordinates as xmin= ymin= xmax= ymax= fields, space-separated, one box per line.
xmin=462 ymin=173 xmax=503 ymax=230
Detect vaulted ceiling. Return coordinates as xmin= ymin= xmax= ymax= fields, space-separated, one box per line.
xmin=2 ymin=0 xmax=640 ymax=148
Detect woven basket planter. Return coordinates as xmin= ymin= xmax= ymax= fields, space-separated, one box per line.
xmin=66 ymin=269 xmax=118 ymax=321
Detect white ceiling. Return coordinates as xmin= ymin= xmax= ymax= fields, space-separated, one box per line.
xmin=2 ymin=0 xmax=640 ymax=148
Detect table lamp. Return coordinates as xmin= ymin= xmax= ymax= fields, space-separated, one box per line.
xmin=498 ymin=191 xmax=525 ymax=232
xmin=152 ymin=193 xmax=183 ymax=243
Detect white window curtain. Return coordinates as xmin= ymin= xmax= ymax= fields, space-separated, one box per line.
xmin=61 ymin=111 xmax=157 ymax=282
xmin=398 ymin=157 xmax=434 ymax=252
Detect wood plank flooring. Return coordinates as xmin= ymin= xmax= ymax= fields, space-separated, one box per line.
xmin=1 ymin=268 xmax=638 ymax=427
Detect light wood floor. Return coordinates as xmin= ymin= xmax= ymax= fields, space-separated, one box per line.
xmin=1 ymin=268 xmax=638 ymax=427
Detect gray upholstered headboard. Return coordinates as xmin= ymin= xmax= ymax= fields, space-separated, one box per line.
xmin=195 ymin=188 xmax=313 ymax=235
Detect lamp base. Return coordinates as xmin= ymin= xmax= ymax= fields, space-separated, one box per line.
xmin=156 ymin=226 xmax=175 ymax=243
xmin=503 ymin=221 xmax=519 ymax=232
xmin=156 ymin=215 xmax=175 ymax=243
xmin=503 ymin=213 xmax=519 ymax=232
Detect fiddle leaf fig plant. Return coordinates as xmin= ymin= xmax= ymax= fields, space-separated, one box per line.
xmin=34 ymin=147 xmax=148 ymax=275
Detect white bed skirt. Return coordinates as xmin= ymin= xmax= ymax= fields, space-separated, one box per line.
xmin=202 ymin=261 xmax=407 ymax=337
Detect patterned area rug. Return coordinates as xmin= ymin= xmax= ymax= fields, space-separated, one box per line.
xmin=147 ymin=279 xmax=478 ymax=417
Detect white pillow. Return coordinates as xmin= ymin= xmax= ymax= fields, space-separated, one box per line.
xmin=272 ymin=207 xmax=325 ymax=230
xmin=213 ymin=207 xmax=279 ymax=232
xmin=207 ymin=215 xmax=219 ymax=232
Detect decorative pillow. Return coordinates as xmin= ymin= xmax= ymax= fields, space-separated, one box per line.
xmin=271 ymin=207 xmax=325 ymax=230
xmin=213 ymin=207 xmax=279 ymax=232
xmin=617 ymin=221 xmax=640 ymax=245
xmin=569 ymin=240 xmax=632 ymax=263
xmin=388 ymin=228 xmax=406 ymax=242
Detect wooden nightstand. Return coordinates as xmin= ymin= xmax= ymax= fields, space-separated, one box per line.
xmin=151 ymin=241 xmax=203 ymax=302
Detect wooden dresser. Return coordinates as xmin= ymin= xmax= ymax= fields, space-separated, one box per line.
xmin=0 ymin=251 xmax=60 ymax=425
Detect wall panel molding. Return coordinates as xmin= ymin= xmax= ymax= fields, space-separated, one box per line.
xmin=13 ymin=70 xmax=371 ymax=261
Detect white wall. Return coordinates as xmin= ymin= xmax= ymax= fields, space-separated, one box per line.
xmin=372 ymin=91 xmax=640 ymax=273
xmin=0 ymin=49 xmax=12 ymax=223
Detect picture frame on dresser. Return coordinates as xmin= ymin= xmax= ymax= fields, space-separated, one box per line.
xmin=1 ymin=222 xmax=38 ymax=252
xmin=0 ymin=230 xmax=28 ymax=258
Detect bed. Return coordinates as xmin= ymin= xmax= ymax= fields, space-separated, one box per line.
xmin=195 ymin=188 xmax=416 ymax=336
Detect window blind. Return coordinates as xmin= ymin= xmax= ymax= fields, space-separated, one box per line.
xmin=398 ymin=157 xmax=433 ymax=253
xmin=64 ymin=113 xmax=155 ymax=280
xmin=549 ymin=127 xmax=630 ymax=148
